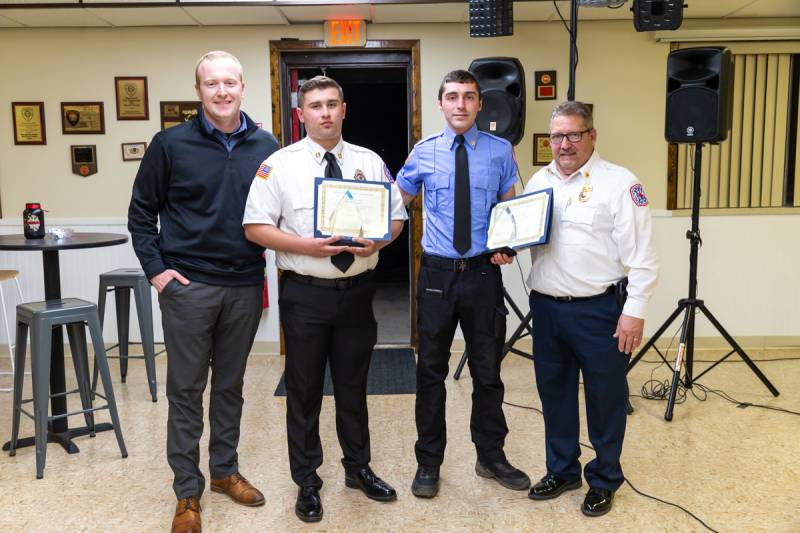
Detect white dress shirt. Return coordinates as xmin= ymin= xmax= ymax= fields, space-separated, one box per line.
xmin=524 ymin=151 xmax=658 ymax=319
xmin=243 ymin=137 xmax=408 ymax=279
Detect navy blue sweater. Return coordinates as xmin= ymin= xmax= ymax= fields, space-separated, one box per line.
xmin=128 ymin=112 xmax=279 ymax=286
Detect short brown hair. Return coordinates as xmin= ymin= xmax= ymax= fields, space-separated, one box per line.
xmin=298 ymin=75 xmax=344 ymax=108
xmin=194 ymin=50 xmax=243 ymax=85
xmin=438 ymin=69 xmax=482 ymax=101
xmin=550 ymin=101 xmax=594 ymax=130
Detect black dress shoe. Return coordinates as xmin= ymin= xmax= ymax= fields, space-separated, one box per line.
xmin=411 ymin=465 xmax=440 ymax=498
xmin=528 ymin=473 xmax=582 ymax=500
xmin=295 ymin=486 xmax=323 ymax=523
xmin=475 ymin=459 xmax=531 ymax=491
xmin=345 ymin=466 xmax=397 ymax=502
xmin=581 ymin=487 xmax=614 ymax=517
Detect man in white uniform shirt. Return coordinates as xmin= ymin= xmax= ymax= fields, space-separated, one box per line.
xmin=243 ymin=76 xmax=407 ymax=523
xmin=524 ymin=101 xmax=658 ymax=517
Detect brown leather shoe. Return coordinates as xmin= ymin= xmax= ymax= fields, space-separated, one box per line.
xmin=210 ymin=472 xmax=265 ymax=506
xmin=171 ymin=496 xmax=201 ymax=533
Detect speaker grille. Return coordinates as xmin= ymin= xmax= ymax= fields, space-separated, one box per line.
xmin=469 ymin=0 xmax=513 ymax=37
xmin=665 ymin=88 xmax=722 ymax=143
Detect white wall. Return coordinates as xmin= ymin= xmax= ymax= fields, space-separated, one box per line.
xmin=0 ymin=21 xmax=798 ymax=344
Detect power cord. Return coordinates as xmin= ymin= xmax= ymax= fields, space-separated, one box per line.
xmin=503 ymin=399 xmax=720 ymax=532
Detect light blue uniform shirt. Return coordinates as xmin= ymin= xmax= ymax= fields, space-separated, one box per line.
xmin=201 ymin=110 xmax=248 ymax=153
xmin=396 ymin=124 xmax=518 ymax=258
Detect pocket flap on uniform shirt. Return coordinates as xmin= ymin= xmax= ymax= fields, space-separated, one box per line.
xmin=562 ymin=204 xmax=596 ymax=225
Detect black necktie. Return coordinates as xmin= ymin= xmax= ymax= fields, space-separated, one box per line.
xmin=453 ymin=135 xmax=471 ymax=255
xmin=323 ymin=152 xmax=354 ymax=273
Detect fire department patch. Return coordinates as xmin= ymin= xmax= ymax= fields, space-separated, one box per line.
xmin=629 ymin=183 xmax=648 ymax=206
xmin=255 ymin=163 xmax=272 ymax=181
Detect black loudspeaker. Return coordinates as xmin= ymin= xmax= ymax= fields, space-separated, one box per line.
xmin=468 ymin=57 xmax=525 ymax=145
xmin=469 ymin=0 xmax=513 ymax=38
xmin=632 ymin=0 xmax=684 ymax=32
xmin=665 ymin=47 xmax=733 ymax=144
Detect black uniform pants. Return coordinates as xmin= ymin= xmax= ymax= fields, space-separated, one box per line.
xmin=415 ymin=256 xmax=509 ymax=467
xmin=158 ymin=281 xmax=262 ymax=500
xmin=279 ymin=273 xmax=378 ymax=489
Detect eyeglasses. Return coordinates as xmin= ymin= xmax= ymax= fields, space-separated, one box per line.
xmin=549 ymin=129 xmax=591 ymax=144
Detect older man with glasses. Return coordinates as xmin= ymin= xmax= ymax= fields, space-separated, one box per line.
xmin=522 ymin=101 xmax=658 ymax=517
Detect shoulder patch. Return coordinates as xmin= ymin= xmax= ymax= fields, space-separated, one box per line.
xmin=629 ymin=183 xmax=648 ymax=206
xmin=255 ymin=163 xmax=272 ymax=181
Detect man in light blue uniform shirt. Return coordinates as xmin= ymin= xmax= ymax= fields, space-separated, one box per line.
xmin=396 ymin=69 xmax=530 ymax=498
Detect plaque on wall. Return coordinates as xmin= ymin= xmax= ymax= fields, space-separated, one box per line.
xmin=160 ymin=101 xmax=201 ymax=130
xmin=61 ymin=102 xmax=105 ymax=134
xmin=121 ymin=142 xmax=147 ymax=161
xmin=71 ymin=145 xmax=98 ymax=176
xmin=12 ymin=102 xmax=46 ymax=145
xmin=115 ymin=76 xmax=149 ymax=120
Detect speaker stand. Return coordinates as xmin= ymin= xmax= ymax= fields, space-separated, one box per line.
xmin=453 ymin=288 xmax=533 ymax=381
xmin=627 ymin=143 xmax=779 ymax=420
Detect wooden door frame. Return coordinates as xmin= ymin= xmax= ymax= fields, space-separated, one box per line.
xmin=269 ymin=39 xmax=423 ymax=353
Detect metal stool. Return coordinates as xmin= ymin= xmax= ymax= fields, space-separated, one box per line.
xmin=93 ymin=268 xmax=159 ymax=402
xmin=0 ymin=270 xmax=27 ymax=393
xmin=9 ymin=298 xmax=128 ymax=478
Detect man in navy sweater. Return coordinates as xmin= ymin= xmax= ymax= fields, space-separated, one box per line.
xmin=128 ymin=50 xmax=278 ymax=533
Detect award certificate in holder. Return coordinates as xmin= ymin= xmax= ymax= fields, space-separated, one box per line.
xmin=314 ymin=178 xmax=392 ymax=247
xmin=486 ymin=187 xmax=554 ymax=253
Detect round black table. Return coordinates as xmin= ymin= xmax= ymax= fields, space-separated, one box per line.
xmin=0 ymin=232 xmax=129 ymax=454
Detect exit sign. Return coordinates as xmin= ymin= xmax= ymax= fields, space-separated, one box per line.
xmin=324 ymin=20 xmax=367 ymax=47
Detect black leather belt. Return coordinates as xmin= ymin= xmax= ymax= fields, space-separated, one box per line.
xmin=284 ymin=270 xmax=373 ymax=289
xmin=421 ymin=253 xmax=492 ymax=272
xmin=533 ymin=285 xmax=614 ymax=302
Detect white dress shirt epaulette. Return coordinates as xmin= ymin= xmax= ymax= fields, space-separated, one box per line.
xmin=243 ymin=137 xmax=408 ymax=279
xmin=524 ymin=151 xmax=658 ymax=319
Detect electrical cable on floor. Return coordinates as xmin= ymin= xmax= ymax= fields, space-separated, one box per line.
xmin=503 ymin=400 xmax=719 ymax=532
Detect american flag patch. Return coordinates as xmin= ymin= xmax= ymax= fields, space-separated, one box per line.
xmin=630 ymin=183 xmax=648 ymax=206
xmin=255 ymin=163 xmax=272 ymax=180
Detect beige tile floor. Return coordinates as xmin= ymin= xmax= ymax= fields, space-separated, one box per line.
xmin=0 ymin=347 xmax=798 ymax=532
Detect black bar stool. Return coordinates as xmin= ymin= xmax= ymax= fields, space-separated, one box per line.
xmin=93 ymin=268 xmax=160 ymax=402
xmin=9 ymin=298 xmax=128 ymax=478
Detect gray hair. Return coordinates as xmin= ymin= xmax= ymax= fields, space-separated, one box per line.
xmin=550 ymin=101 xmax=594 ymax=130
xmin=194 ymin=50 xmax=243 ymax=85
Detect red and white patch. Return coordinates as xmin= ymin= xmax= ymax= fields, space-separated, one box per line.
xmin=255 ymin=163 xmax=272 ymax=181
xmin=629 ymin=183 xmax=648 ymax=206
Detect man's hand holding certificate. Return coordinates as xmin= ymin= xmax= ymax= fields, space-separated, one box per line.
xmin=486 ymin=188 xmax=554 ymax=252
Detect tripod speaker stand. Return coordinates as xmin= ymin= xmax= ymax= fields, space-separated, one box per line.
xmin=627 ymin=143 xmax=779 ymax=420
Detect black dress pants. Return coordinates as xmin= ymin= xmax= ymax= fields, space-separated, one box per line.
xmin=279 ymin=274 xmax=378 ymax=489
xmin=159 ymin=281 xmax=263 ymax=500
xmin=414 ymin=257 xmax=509 ymax=467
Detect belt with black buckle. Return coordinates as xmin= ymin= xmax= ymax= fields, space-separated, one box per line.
xmin=284 ymin=270 xmax=373 ymax=289
xmin=421 ymin=253 xmax=492 ymax=272
xmin=533 ymin=285 xmax=615 ymax=302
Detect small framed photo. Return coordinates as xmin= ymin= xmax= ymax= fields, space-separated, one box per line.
xmin=61 ymin=102 xmax=105 ymax=134
xmin=121 ymin=142 xmax=147 ymax=161
xmin=533 ymin=134 xmax=553 ymax=166
xmin=115 ymin=76 xmax=149 ymax=120
xmin=12 ymin=102 xmax=46 ymax=145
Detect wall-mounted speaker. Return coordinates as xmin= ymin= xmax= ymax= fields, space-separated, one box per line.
xmin=468 ymin=57 xmax=525 ymax=145
xmin=633 ymin=0 xmax=684 ymax=32
xmin=469 ymin=0 xmax=513 ymax=38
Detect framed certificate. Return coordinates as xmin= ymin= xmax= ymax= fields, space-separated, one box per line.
xmin=121 ymin=141 xmax=147 ymax=161
xmin=115 ymin=76 xmax=149 ymax=120
xmin=61 ymin=102 xmax=105 ymax=134
xmin=12 ymin=102 xmax=46 ymax=145
xmin=533 ymin=133 xmax=553 ymax=166
xmin=487 ymin=188 xmax=554 ymax=252
xmin=314 ymin=178 xmax=392 ymax=241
